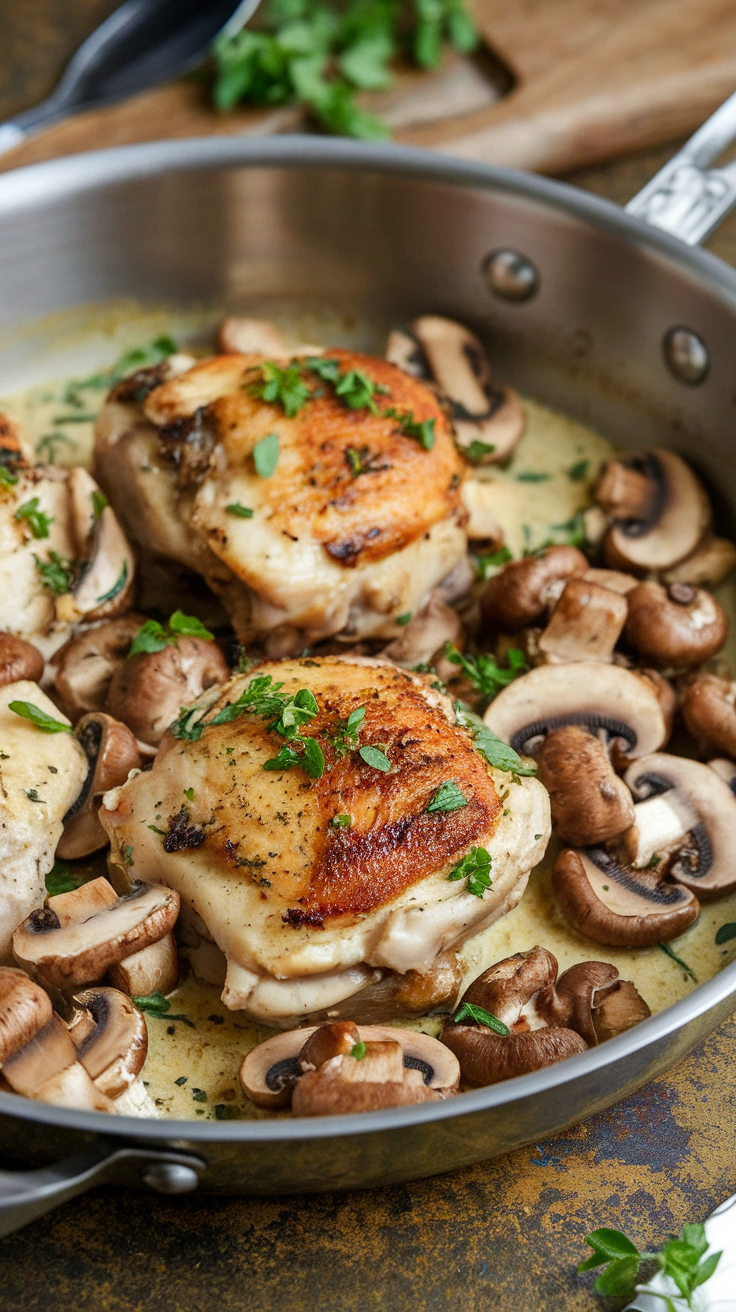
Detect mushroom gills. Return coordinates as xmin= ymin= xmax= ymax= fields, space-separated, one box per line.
xmin=552 ymin=846 xmax=699 ymax=947
xmin=68 ymin=986 xmax=148 ymax=1098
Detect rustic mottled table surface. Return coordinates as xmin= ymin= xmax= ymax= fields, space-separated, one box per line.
xmin=2 ymin=5 xmax=736 ymax=1308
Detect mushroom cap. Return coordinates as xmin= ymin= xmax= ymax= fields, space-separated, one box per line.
xmin=58 ymin=712 xmax=142 ymax=859
xmin=2 ymin=1012 xmax=77 ymax=1097
xmin=240 ymin=1023 xmax=460 ymax=1110
xmin=625 ymin=752 xmax=736 ymax=898
xmin=106 ymin=636 xmax=230 ymax=746
xmin=72 ymin=505 xmax=136 ymax=621
xmin=592 ymin=979 xmax=651 ymax=1042
xmin=552 ymin=846 xmax=699 ymax=947
xmin=484 ymin=662 xmax=668 ymax=760
xmin=12 ymin=880 xmax=180 ymax=988
xmin=662 ymin=536 xmax=736 ymax=588
xmin=536 ymin=726 xmax=635 ymax=847
xmin=462 ymin=945 xmax=558 ymax=1026
xmin=624 ymin=581 xmax=727 ymax=669
xmin=0 ymin=966 xmax=53 ymax=1064
xmin=681 ymin=675 xmax=736 ymax=759
xmin=539 ymin=960 xmax=621 ymax=1045
xmin=441 ymin=1023 xmax=586 ymax=1086
xmin=299 ymin=1021 xmax=360 ymax=1071
xmin=602 ymin=448 xmax=711 ymax=572
xmin=52 ymin=614 xmax=148 ymax=721
xmin=537 ymin=576 xmax=628 ymax=665
xmin=291 ymin=1062 xmax=441 ymax=1116
xmin=68 ymin=986 xmax=148 ymax=1098
xmin=481 ymin=546 xmax=588 ymax=632
xmin=0 ymin=634 xmax=44 ymax=688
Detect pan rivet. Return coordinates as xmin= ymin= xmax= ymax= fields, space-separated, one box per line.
xmin=663 ymin=326 xmax=710 ymax=385
xmin=142 ymin=1162 xmax=200 ymax=1194
xmin=482 ymin=249 xmax=539 ymax=302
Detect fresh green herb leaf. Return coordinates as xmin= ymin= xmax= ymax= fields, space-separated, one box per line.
xmin=515 ymin=470 xmax=551 ymax=483
xmin=34 ymin=551 xmax=75 ymax=595
xmin=659 ymin=941 xmax=697 ymax=982
xmin=184 ymin=787 xmax=195 ymax=802
xmin=148 ymin=825 xmax=166 ymax=836
xmin=96 ymin=560 xmax=128 ymax=605
xmin=358 ymin=744 xmax=391 ymax=772
xmin=192 ymin=1089 xmax=208 ymax=1102
xmin=211 ymin=674 xmax=288 ymax=727
xmin=454 ymin=702 xmax=537 ymax=776
xmin=465 ymin=439 xmax=496 ymax=463
xmin=169 ymin=706 xmax=208 ymax=742
xmin=426 ymin=780 xmax=467 ymax=813
xmin=225 ymin=502 xmax=254 ymax=518
xmin=129 ymin=610 xmax=213 ymax=657
xmin=9 ymin=701 xmax=73 ymax=734
xmin=174 ymin=1075 xmax=188 ymax=1086
xmin=452 ymin=1001 xmax=509 ymax=1035
xmin=326 ymin=704 xmax=365 ymax=759
xmin=35 ymin=432 xmax=72 ymax=463
xmin=579 ymin=1222 xmax=722 ymax=1306
xmin=14 ymin=496 xmax=53 ymax=539
xmin=168 ymin=610 xmax=214 ymax=641
xmin=133 ymin=991 xmax=170 ymax=1016
xmin=0 ymin=465 xmax=18 ymax=488
xmin=445 ymin=643 xmax=527 ymax=702
xmin=335 ymin=368 xmax=388 ymax=413
xmin=448 ymin=845 xmax=492 ymax=897
xmin=383 ymin=406 xmax=435 ymax=450
xmin=62 ymin=336 xmax=177 ymax=401
xmin=252 ymin=360 xmax=311 ymax=418
xmin=305 ymin=356 xmax=341 ymax=384
xmin=472 ymin=546 xmax=513 ymax=580
xmin=567 ymin=458 xmax=590 ymax=481
xmin=330 ymin=813 xmax=352 ymax=829
xmin=395 ymin=612 xmax=412 ymax=626
xmin=46 ymin=860 xmax=85 ymax=896
xmin=301 ymin=736 xmax=326 ymax=779
xmin=716 ymin=923 xmax=736 ymax=944
xmin=214 ymin=1103 xmax=241 ymax=1120
xmin=25 ymin=788 xmax=44 ymax=803
xmin=252 ymin=431 xmax=280 ymax=476
xmin=344 ymin=444 xmax=389 ymax=477
xmin=91 ymin=490 xmax=108 ymax=518
xmin=350 ymin=1041 xmax=367 ymax=1060
xmin=271 ymin=686 xmax=319 ymax=740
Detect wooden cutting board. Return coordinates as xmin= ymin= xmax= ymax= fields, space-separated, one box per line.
xmin=2 ymin=0 xmax=736 ymax=177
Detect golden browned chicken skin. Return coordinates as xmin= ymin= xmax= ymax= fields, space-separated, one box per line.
xmin=100 ymin=657 xmax=549 ymax=1024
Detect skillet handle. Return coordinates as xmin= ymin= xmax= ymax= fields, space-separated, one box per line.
xmin=0 ymin=1139 xmax=205 ymax=1238
xmin=626 ymin=89 xmax=736 ymax=245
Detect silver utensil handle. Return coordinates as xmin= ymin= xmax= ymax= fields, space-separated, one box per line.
xmin=0 ymin=1140 xmax=204 ymax=1237
xmin=626 ymin=88 xmax=736 ymax=245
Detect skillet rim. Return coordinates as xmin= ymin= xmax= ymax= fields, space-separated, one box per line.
xmin=0 ymin=134 xmax=735 ymax=1141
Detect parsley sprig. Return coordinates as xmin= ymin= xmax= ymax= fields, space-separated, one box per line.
xmin=445 ymin=643 xmax=528 ymax=702
xmin=62 ymin=335 xmax=177 ymax=406
xmin=448 ymin=846 xmax=492 ymax=897
xmin=426 ymin=780 xmax=467 ymax=813
xmin=383 ymin=407 xmax=436 ymax=450
xmin=454 ymin=703 xmax=536 ymax=777
xmin=250 ymin=362 xmax=311 ymax=417
xmin=46 ymin=860 xmax=86 ymax=896
xmin=34 ymin=551 xmax=75 ymax=595
xmin=14 ymin=497 xmax=53 ymax=540
xmin=133 ymin=990 xmax=195 ymax=1027
xmin=325 ymin=705 xmax=365 ymax=759
xmin=9 ymin=701 xmax=73 ymax=734
xmin=579 ymin=1221 xmax=721 ymax=1305
xmin=128 ymin=611 xmax=215 ymax=658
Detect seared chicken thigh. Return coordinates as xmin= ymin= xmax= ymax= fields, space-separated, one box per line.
xmin=94 ymin=351 xmax=468 ymax=650
xmin=100 ymin=657 xmax=549 ymax=1024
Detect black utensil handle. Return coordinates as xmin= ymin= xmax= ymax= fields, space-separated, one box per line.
xmin=0 ymin=1140 xmax=205 ymax=1237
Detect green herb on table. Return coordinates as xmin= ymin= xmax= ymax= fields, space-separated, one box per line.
xmin=210 ymin=0 xmax=478 ymax=141
xmin=659 ymin=941 xmax=697 ymax=982
xmin=251 ymin=361 xmax=311 ymax=418
xmin=358 ymin=744 xmax=391 ymax=772
xmin=252 ymin=431 xmax=281 ymax=476
xmin=9 ymin=701 xmax=73 ymax=734
xmin=426 ymin=780 xmax=467 ymax=813
xmin=14 ymin=497 xmax=53 ymax=539
xmin=34 ymin=551 xmax=75 ymax=595
xmin=46 ymin=860 xmax=86 ymax=897
xmin=716 ymin=922 xmax=736 ymax=945
xmin=465 ymin=439 xmax=496 ymax=463
xmin=445 ymin=643 xmax=527 ymax=701
xmin=452 ymin=1002 xmax=509 ymax=1035
xmin=579 ymin=1221 xmax=721 ymax=1305
xmin=454 ymin=702 xmax=537 ymax=777
xmin=448 ymin=846 xmax=492 ymax=897
xmin=225 ymin=502 xmax=254 ymax=518
xmin=128 ymin=610 xmax=214 ymax=657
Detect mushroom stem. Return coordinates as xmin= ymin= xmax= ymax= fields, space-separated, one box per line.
xmin=538 ymin=577 xmax=628 ymax=664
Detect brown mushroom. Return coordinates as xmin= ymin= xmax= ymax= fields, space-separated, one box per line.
xmin=597 ymin=449 xmax=711 ymax=573
xmin=582 ymin=568 xmax=638 ymax=595
xmin=216 ymin=317 xmax=288 ymax=356
xmin=535 ymin=726 xmax=634 ymax=846
xmin=58 ymin=712 xmax=141 ymax=859
xmin=240 ymin=1023 xmax=459 ymax=1111
xmin=106 ymin=637 xmax=229 ymax=747
xmin=409 ymin=316 xmax=525 ymax=464
xmin=0 ymin=967 xmax=53 ymax=1063
xmin=624 ymin=581 xmax=727 ymax=669
xmin=385 ymin=328 xmax=430 ymax=379
xmin=67 ymin=986 xmax=147 ymax=1098
xmin=538 ymin=961 xmax=649 ymax=1045
xmin=52 ymin=614 xmax=148 ymax=722
xmin=682 ymin=674 xmax=736 ymax=758
xmin=441 ymin=947 xmax=587 ymax=1085
xmin=107 ymin=933 xmax=179 ymax=998
xmin=590 ymin=980 xmax=652 ymax=1043
xmin=481 ymin=545 xmax=589 ymax=632
xmin=538 ymin=576 xmax=628 ymax=664
xmin=292 ymin=1038 xmax=443 ymax=1116
xmin=552 ymin=846 xmax=699 ymax=947
xmin=0 ymin=634 xmax=44 ymax=687
xmin=69 ymin=505 xmax=137 ymax=622
xmin=662 ymin=536 xmax=736 ymax=588
xmin=382 ymin=593 xmax=464 ymax=667
xmin=12 ymin=879 xmax=180 ymax=989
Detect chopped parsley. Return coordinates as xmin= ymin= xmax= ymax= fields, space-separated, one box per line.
xmin=174 ymin=1075 xmax=188 ymax=1086
xmin=169 ymin=706 xmax=209 ymax=743
xmin=121 ymin=844 xmax=134 ymax=868
xmin=350 ymin=1041 xmax=367 ymax=1060
xmin=0 ymin=465 xmax=18 ymax=488
xmin=445 ymin=643 xmax=527 ymax=702
xmin=448 ymin=846 xmax=492 ymax=897
xmin=344 ymin=445 xmax=390 ymax=477
xmin=567 ymin=458 xmax=590 ymax=481
xmin=464 ymin=439 xmax=496 ymax=463
xmin=264 ymin=736 xmax=325 ymax=779
xmin=330 ymin=814 xmax=352 ymax=829
xmin=9 ymin=701 xmax=73 ymax=734
xmin=210 ymin=674 xmax=288 ymax=726
xmin=46 ymin=860 xmax=86 ymax=896
xmin=91 ymin=490 xmax=108 ymax=518
xmin=514 ymin=470 xmax=551 ymax=483
xmin=426 ymin=780 xmax=467 ymax=813
xmin=395 ymin=612 xmax=412 ymax=626
xmin=14 ymin=497 xmax=53 ymax=539
xmin=252 ymin=431 xmax=280 ymax=477
xmin=472 ymin=546 xmax=513 ymax=580
xmin=659 ymin=941 xmax=697 ymax=982
xmin=214 ymin=1104 xmax=241 ymax=1120
xmin=358 ymin=744 xmax=391 ymax=772
xmin=383 ymin=407 xmax=435 ymax=450
xmin=716 ymin=923 xmax=736 ymax=945
xmin=34 ymin=551 xmax=74 ymax=595
xmin=326 ymin=705 xmax=365 ymax=759
xmin=129 ymin=610 xmax=214 ymax=657
xmin=454 ymin=703 xmax=536 ymax=776
xmin=225 ymin=502 xmax=254 ymax=518
xmin=452 ymin=1002 xmax=509 ymax=1035
xmin=133 ymin=990 xmax=195 ymax=1026
xmin=335 ymin=368 xmax=388 ymax=413
xmin=251 ymin=362 xmax=311 ymax=418
xmin=62 ymin=335 xmax=177 ymax=405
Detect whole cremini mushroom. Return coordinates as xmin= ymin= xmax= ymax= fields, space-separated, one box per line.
xmin=0 ymin=634 xmax=44 ymax=687
xmin=52 ymin=614 xmax=148 ymax=722
xmin=624 ymin=581 xmax=727 ymax=669
xmin=540 ymin=961 xmax=650 ymax=1045
xmin=481 ymin=545 xmax=588 ymax=632
xmin=535 ymin=725 xmax=634 ymax=846
xmin=552 ymin=846 xmax=699 ymax=947
xmin=596 ymin=448 xmax=711 ymax=573
xmin=57 ymin=712 xmax=141 ymax=859
xmin=441 ymin=947 xmax=587 ymax=1085
xmin=681 ymin=674 xmax=736 ymax=758
xmin=106 ymin=635 xmax=229 ymax=747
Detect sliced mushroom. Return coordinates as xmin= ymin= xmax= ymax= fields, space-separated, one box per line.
xmin=484 ymin=661 xmax=669 ymax=763
xmin=441 ymin=947 xmax=587 ymax=1086
xmin=662 ymin=536 xmax=736 ymax=588
xmin=0 ymin=634 xmax=44 ymax=687
xmin=536 ymin=726 xmax=634 ymax=846
xmin=292 ymin=1040 xmax=444 ymax=1116
xmin=681 ymin=674 xmax=736 ymax=758
xmin=2 ymin=1011 xmax=78 ymax=1097
xmin=624 ymin=752 xmax=736 ymax=898
xmin=624 ymin=581 xmax=727 ymax=669
xmin=538 ymin=960 xmax=650 ymax=1046
xmin=0 ymin=966 xmax=52 ymax=1063
xmin=58 ymin=712 xmax=141 ymax=859
xmin=52 ymin=614 xmax=148 ymax=721
xmin=385 ymin=328 xmax=430 ymax=379
xmin=240 ymin=1023 xmax=459 ymax=1111
xmin=382 ymin=593 xmax=464 ymax=667
xmin=67 ymin=986 xmax=147 ymax=1098
xmin=637 ymin=669 xmax=677 ymax=742
xmin=538 ymin=576 xmax=628 ymax=664
xmin=299 ymin=1021 xmax=360 ymax=1070
xmin=597 ymin=449 xmax=711 ymax=573
xmin=65 ymin=506 xmax=136 ymax=623
xmin=410 ymin=316 xmax=525 ymax=463
xmin=106 ymin=637 xmax=229 ymax=747
xmin=552 ymin=846 xmax=699 ymax=947
xmin=108 ymin=933 xmax=179 ymax=998
xmin=12 ymin=880 xmax=180 ymax=989
xmin=707 ymin=757 xmax=736 ymax=793
xmin=216 ymin=317 xmax=288 ymax=356
xmin=481 ymin=546 xmax=588 ymax=632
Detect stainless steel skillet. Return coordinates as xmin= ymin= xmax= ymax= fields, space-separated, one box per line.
xmin=1 ymin=95 xmax=736 ymax=1237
